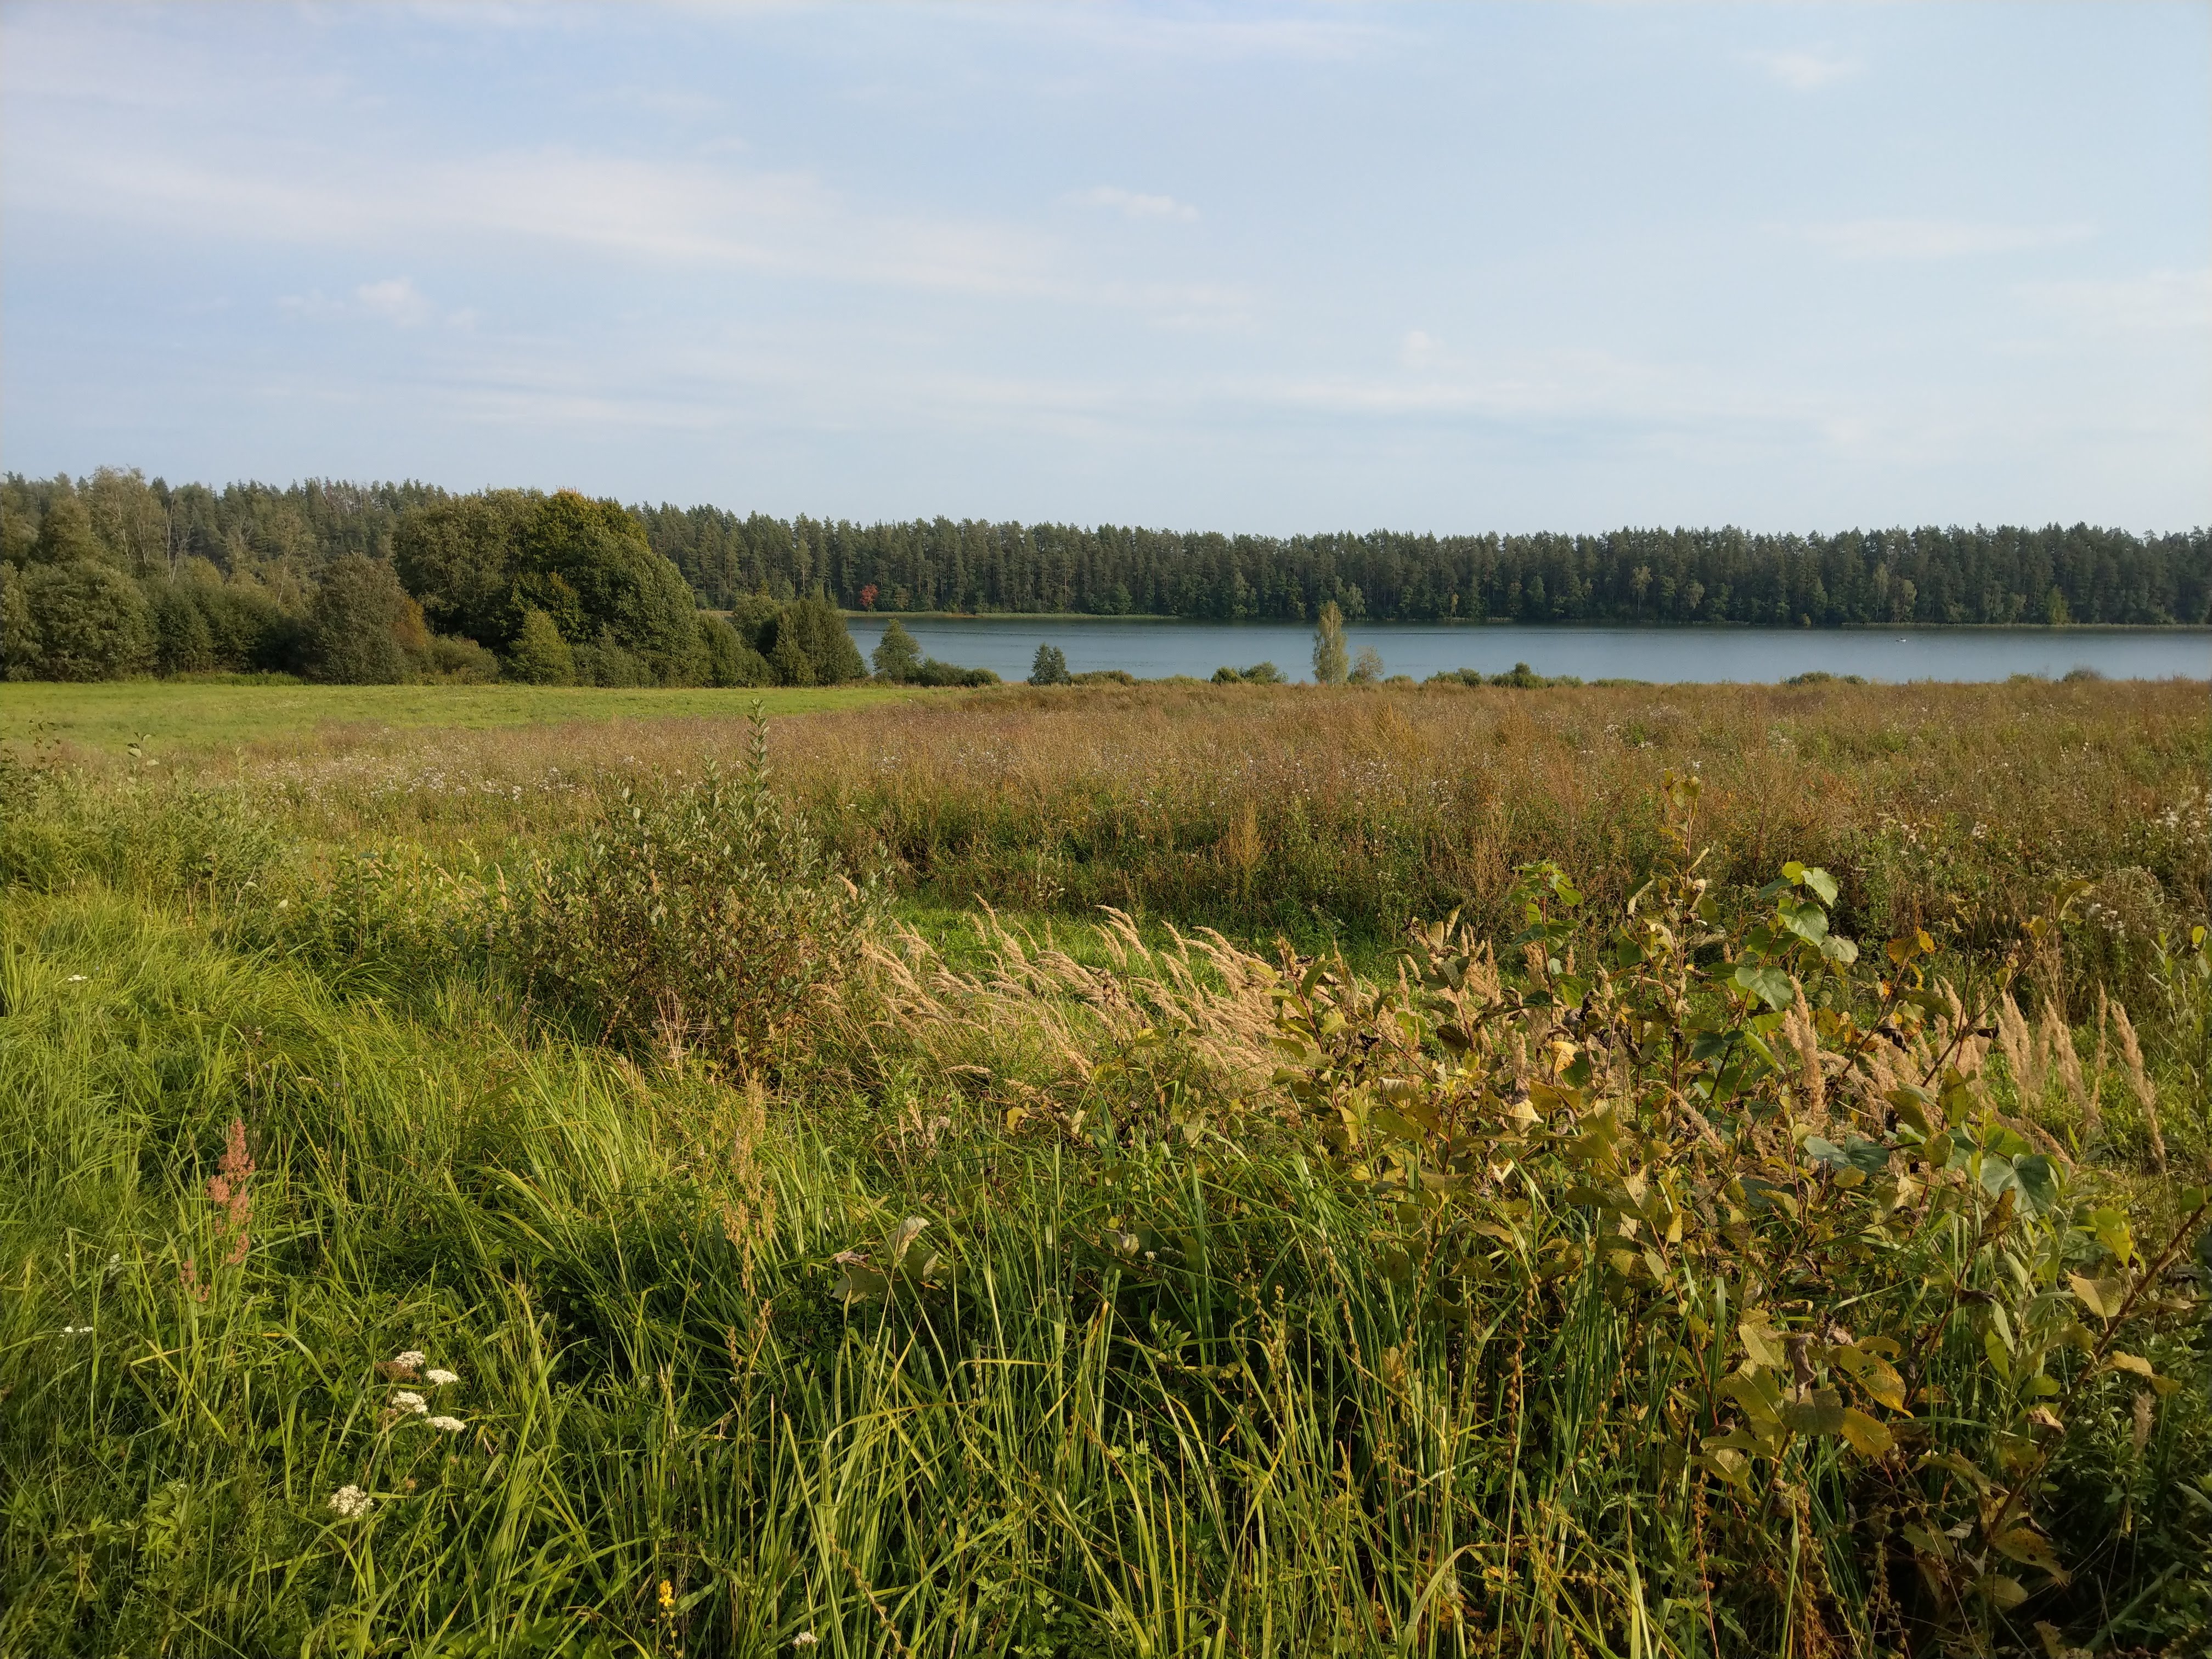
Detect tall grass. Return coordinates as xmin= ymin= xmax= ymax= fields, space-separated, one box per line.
xmin=3 ymin=685 xmax=2208 ymax=1656
xmin=84 ymin=678 xmax=2204 ymax=991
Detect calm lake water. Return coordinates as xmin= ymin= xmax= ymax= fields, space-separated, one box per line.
xmin=846 ymin=617 xmax=2209 ymax=686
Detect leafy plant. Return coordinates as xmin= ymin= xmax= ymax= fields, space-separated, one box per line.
xmin=1264 ymin=772 xmax=2208 ymax=1651
xmin=492 ymin=709 xmax=872 ymax=1075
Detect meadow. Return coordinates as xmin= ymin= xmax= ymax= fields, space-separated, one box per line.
xmin=3 ymin=676 xmax=2208 ymax=1658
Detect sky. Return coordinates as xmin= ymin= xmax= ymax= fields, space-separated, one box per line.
xmin=2 ymin=1 xmax=2207 ymax=533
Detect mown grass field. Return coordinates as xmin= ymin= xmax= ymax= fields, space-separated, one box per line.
xmin=3 ymin=678 xmax=2208 ymax=1658
xmin=2 ymin=679 xmax=919 ymax=752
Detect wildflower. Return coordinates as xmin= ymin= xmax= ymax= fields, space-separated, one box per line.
xmin=658 ymin=1579 xmax=676 ymax=1614
xmin=425 ymin=1415 xmax=465 ymax=1432
xmin=61 ymin=1324 xmax=93 ymax=1335
xmin=393 ymin=1350 xmax=427 ymax=1368
xmin=424 ymin=1368 xmax=459 ymax=1386
xmin=326 ymin=1485 xmax=373 ymax=1519
xmin=66 ymin=973 xmax=87 ymax=983
xmin=392 ymin=1391 xmax=428 ymax=1414
xmin=793 ymin=1635 xmax=819 ymax=1649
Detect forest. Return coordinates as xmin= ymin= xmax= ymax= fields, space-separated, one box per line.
xmin=2 ymin=468 xmax=2206 ymax=684
xmin=0 ymin=471 xmax=863 ymax=687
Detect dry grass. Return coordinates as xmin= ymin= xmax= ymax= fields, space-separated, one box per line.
xmin=136 ymin=677 xmax=2200 ymax=968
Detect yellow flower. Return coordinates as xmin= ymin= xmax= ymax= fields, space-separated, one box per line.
xmin=658 ymin=1579 xmax=675 ymax=1614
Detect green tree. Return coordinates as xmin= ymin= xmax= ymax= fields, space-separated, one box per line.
xmin=304 ymin=555 xmax=418 ymax=684
xmin=1027 ymin=642 xmax=1070 ymax=685
xmin=767 ymin=630 xmax=816 ymax=686
xmin=515 ymin=492 xmax=706 ymax=685
xmin=702 ymin=614 xmax=774 ymax=687
xmin=505 ymin=607 xmax=575 ymax=685
xmin=0 ymin=565 xmax=35 ymax=678
xmin=32 ymin=492 xmax=103 ymax=566
xmin=19 ymin=560 xmax=155 ymax=679
xmin=875 ymin=619 xmax=925 ymax=682
xmin=1348 ymin=645 xmax=1384 ymax=686
xmin=146 ymin=580 xmax=218 ymax=674
xmin=761 ymin=594 xmax=864 ymax=685
xmin=1312 ymin=600 xmax=1348 ymax=685
xmin=393 ymin=490 xmax=537 ymax=646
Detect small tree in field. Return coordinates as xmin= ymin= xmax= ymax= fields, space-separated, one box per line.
xmin=1029 ymin=643 xmax=1070 ymax=686
xmin=872 ymin=619 xmax=923 ymax=682
xmin=1349 ymin=645 xmax=1384 ymax=686
xmin=1312 ymin=600 xmax=1348 ymax=685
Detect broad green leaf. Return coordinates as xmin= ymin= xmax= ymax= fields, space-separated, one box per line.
xmin=1732 ymin=963 xmax=1793 ymax=1011
xmin=1800 ymin=866 xmax=1839 ymax=905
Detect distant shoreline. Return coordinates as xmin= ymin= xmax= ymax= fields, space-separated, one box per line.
xmin=836 ymin=613 xmax=2212 ymax=633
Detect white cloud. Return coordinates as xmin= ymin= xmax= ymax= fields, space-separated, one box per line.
xmin=20 ymin=136 xmax=1246 ymax=321
xmin=1074 ymin=185 xmax=1199 ymax=223
xmin=1798 ymin=218 xmax=2095 ymax=261
xmin=354 ymin=276 xmax=436 ymax=326
xmin=1744 ymin=48 xmax=1862 ymax=92
xmin=1399 ymin=329 xmax=1440 ymax=368
xmin=277 ymin=276 xmax=459 ymax=328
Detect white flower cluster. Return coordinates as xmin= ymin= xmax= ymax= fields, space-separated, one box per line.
xmin=386 ymin=1350 xmax=464 ymax=1433
xmin=327 ymin=1485 xmax=373 ymax=1520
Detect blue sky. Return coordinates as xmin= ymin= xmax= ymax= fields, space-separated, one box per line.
xmin=3 ymin=2 xmax=2206 ymax=532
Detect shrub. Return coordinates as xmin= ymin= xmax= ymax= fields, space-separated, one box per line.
xmin=572 ymin=631 xmax=649 ymax=687
xmin=492 ymin=714 xmax=872 ymax=1075
xmin=1069 ymin=667 xmax=1137 ymax=686
xmin=18 ymin=560 xmax=155 ymax=680
xmin=503 ymin=607 xmax=574 ymax=684
xmin=1211 ymin=661 xmax=1283 ymax=685
xmin=703 ymin=614 xmax=774 ymax=687
xmin=911 ymin=657 xmax=998 ymax=687
xmin=1028 ymin=642 xmax=1070 ymax=686
xmin=424 ymin=634 xmax=500 ymax=683
xmin=1250 ymin=777 xmax=2210 ymax=1649
xmin=1347 ymin=645 xmax=1385 ymax=685
xmin=303 ymin=555 xmax=421 ymax=684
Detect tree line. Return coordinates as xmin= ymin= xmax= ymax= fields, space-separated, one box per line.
xmin=0 ymin=471 xmax=860 ymax=686
xmin=3 ymin=468 xmax=2204 ymax=683
xmin=642 ymin=509 xmax=2209 ymax=627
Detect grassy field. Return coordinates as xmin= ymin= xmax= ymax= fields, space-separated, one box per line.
xmin=3 ymin=679 xmax=2208 ymax=1657
xmin=0 ymin=678 xmax=919 ymax=753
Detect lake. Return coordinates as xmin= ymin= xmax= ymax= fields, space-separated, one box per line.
xmin=844 ymin=617 xmax=2209 ymax=685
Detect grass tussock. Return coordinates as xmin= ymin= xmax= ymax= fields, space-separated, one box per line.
xmin=2 ymin=681 xmax=2209 ymax=1656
